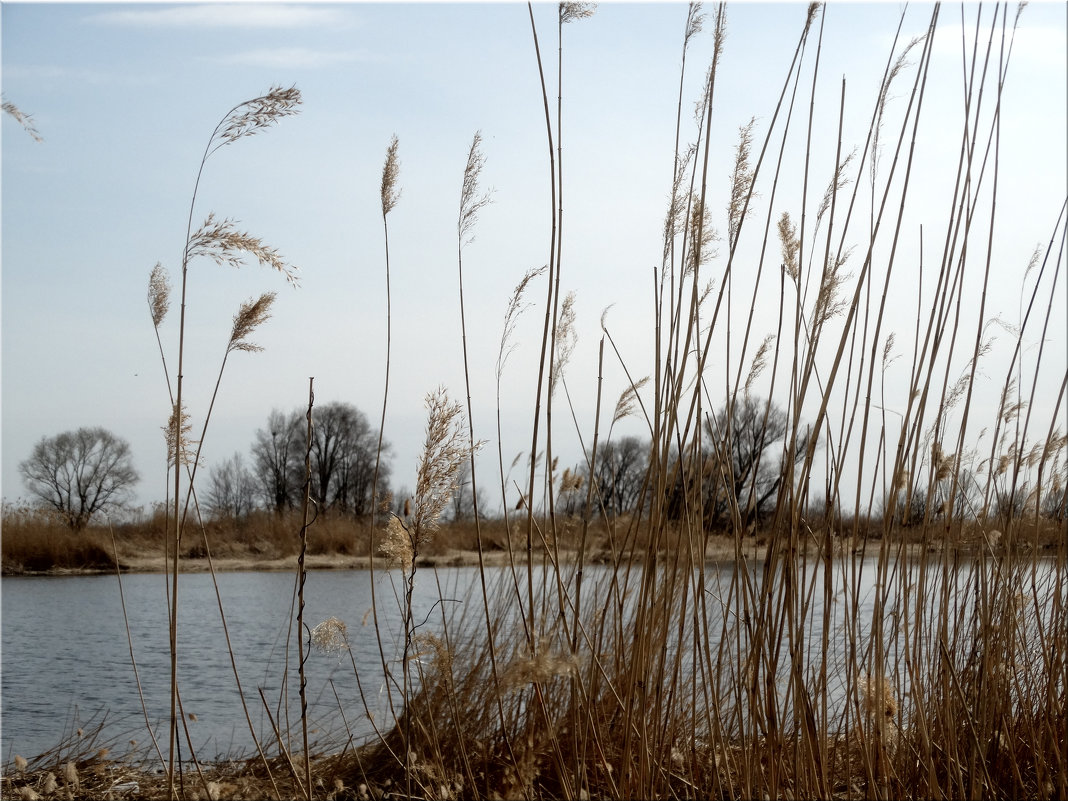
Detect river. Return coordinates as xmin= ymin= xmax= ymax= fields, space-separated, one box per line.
xmin=2 ymin=554 xmax=1060 ymax=764
xmin=2 ymin=567 xmax=472 ymax=763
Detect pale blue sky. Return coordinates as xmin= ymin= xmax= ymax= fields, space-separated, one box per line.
xmin=3 ymin=1 xmax=1065 ymax=513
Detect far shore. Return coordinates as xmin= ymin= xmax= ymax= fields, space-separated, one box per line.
xmin=7 ymin=506 xmax=1053 ymax=578
xmin=6 ymin=543 xmax=768 ymax=577
xmin=5 ymin=537 xmax=1022 ymax=578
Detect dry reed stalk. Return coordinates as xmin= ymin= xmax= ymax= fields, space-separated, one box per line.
xmin=367 ymin=133 xmax=403 ymax=736
xmin=159 ymin=86 xmax=301 ymax=797
xmin=295 ymin=379 xmax=315 ymax=801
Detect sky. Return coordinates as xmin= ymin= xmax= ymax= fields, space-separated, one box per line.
xmin=2 ymin=1 xmax=1066 ymax=517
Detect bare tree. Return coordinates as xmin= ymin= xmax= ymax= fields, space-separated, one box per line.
xmin=664 ymin=396 xmax=811 ymax=529
xmin=306 ymin=402 xmax=390 ymax=515
xmin=204 ymin=452 xmax=257 ymax=520
xmin=449 ymin=459 xmax=483 ymax=521
xmin=251 ymin=403 xmax=391 ymax=516
xmin=251 ymin=409 xmax=304 ymax=514
xmin=587 ymin=436 xmax=650 ymax=517
xmin=19 ymin=427 xmax=139 ymax=529
xmin=702 ymin=395 xmax=811 ymax=527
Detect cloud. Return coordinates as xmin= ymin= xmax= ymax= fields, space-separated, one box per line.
xmin=89 ymin=4 xmax=352 ymax=29
xmin=210 ymin=47 xmax=373 ymax=69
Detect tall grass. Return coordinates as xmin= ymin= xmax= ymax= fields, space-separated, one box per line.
xmin=147 ymin=86 xmax=302 ymax=797
xmin=340 ymin=3 xmax=1066 ymax=800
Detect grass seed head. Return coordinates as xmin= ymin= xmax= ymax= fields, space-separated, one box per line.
xmin=382 ymin=515 xmax=414 ymax=571
xmin=410 ymin=387 xmax=480 ymax=543
xmin=560 ymin=2 xmax=597 ymax=24
xmin=148 ymin=263 xmax=171 ymax=327
xmin=777 ymin=212 xmax=800 ymax=282
xmin=502 ymin=637 xmax=578 ymax=691
xmin=459 ymin=131 xmax=493 ymax=247
xmin=211 ymin=85 xmax=302 ymax=153
xmin=2 ymin=98 xmax=43 ymax=142
xmin=228 ymin=292 xmax=276 ymax=354
xmin=687 ymin=193 xmax=720 ymax=276
xmin=186 ymin=213 xmax=299 ymax=286
xmin=613 ymin=376 xmax=649 ymax=426
xmin=498 ymin=265 xmax=547 ymax=378
xmin=744 ymin=336 xmax=775 ymax=397
xmin=684 ymin=2 xmax=705 ymax=45
xmin=163 ymin=402 xmax=198 ymax=468
xmin=311 ymin=616 xmax=350 ymax=655
xmin=861 ymin=673 xmax=898 ymax=721
xmin=413 ymin=631 xmax=454 ymax=681
xmin=550 ymin=292 xmax=578 ymax=398
xmin=727 ymin=118 xmax=756 ymax=245
xmin=381 ymin=134 xmax=402 ymax=217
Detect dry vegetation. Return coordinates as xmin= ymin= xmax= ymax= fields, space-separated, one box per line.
xmin=4 ymin=3 xmax=1067 ymax=800
xmin=3 ymin=504 xmax=1064 ymax=576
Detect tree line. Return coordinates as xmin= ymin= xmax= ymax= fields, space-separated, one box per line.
xmin=16 ymin=402 xmax=391 ymax=528
xmin=19 ymin=394 xmax=1062 ymax=530
xmin=204 ymin=402 xmax=391 ymax=519
xmin=559 ymin=396 xmax=810 ymax=529
xmin=15 ymin=397 xmax=802 ymax=530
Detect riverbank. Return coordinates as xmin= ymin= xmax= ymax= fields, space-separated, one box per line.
xmin=2 ymin=505 xmax=771 ymax=576
xmin=5 ymin=503 xmax=1060 ymax=577
xmin=4 ymin=537 xmax=769 ymax=576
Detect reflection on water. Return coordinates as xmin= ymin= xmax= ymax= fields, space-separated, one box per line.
xmin=2 ymin=555 xmax=1060 ymax=762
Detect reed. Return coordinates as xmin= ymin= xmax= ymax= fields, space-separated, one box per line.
xmin=147 ymin=86 xmax=302 ymax=797
xmin=8 ymin=5 xmax=1065 ymax=801
xmin=338 ymin=3 xmax=1065 ymax=800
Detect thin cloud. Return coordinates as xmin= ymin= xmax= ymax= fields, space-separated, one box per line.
xmin=89 ymin=4 xmax=352 ymax=29
xmin=211 ymin=48 xmax=373 ymax=69
xmin=2 ymin=63 xmax=161 ymax=87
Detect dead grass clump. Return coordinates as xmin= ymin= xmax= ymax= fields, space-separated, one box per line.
xmin=1 ymin=505 xmax=117 ymax=574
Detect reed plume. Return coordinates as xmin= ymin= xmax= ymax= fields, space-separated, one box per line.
xmin=778 ymin=211 xmax=800 ymax=282
xmin=185 ymin=213 xmax=299 ymax=285
xmin=148 ymin=263 xmax=171 ymax=328
xmin=411 ymin=389 xmax=478 ymax=540
xmin=559 ymin=3 xmax=596 ymax=25
xmin=381 ymin=134 xmax=402 ymax=217
xmin=163 ymin=403 xmax=197 ymax=469
xmin=549 ymin=291 xmax=577 ymax=398
xmin=458 ymin=132 xmax=493 ymax=247
xmin=206 ymin=85 xmax=301 ymax=158
xmin=613 ymin=376 xmax=650 ymax=427
xmin=743 ymin=334 xmax=775 ymax=397
xmin=311 ymin=617 xmax=350 ymax=656
xmin=687 ymin=193 xmax=720 ymax=276
xmin=2 ymin=97 xmax=43 ymax=142
xmin=227 ymin=293 xmax=276 ymax=354
xmin=727 ymin=117 xmax=756 ymax=246
xmin=498 ymin=265 xmax=548 ymax=379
